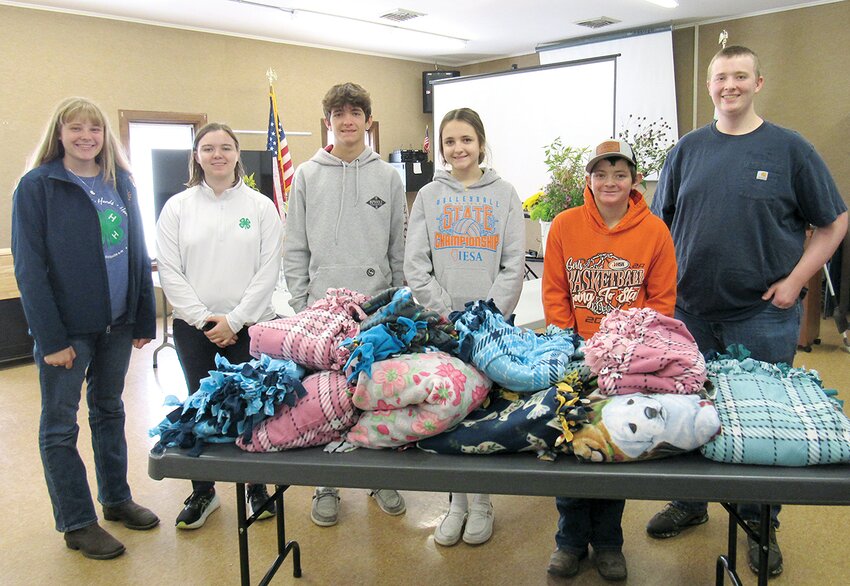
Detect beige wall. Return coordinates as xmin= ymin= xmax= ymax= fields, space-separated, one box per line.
xmin=458 ymin=53 xmax=541 ymax=76
xmin=462 ymin=2 xmax=850 ymax=211
xmin=4 ymin=2 xmax=848 ymax=248
xmin=0 ymin=5 xmax=435 ymax=246
xmin=673 ymin=2 xmax=850 ymax=207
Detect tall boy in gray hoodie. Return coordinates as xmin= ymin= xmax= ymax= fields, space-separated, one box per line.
xmin=283 ymin=82 xmax=408 ymax=527
xmin=283 ymin=82 xmax=407 ymax=312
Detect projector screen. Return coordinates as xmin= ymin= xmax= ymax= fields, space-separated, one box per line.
xmin=432 ymin=57 xmax=616 ymax=201
xmin=539 ymin=28 xmax=678 ymax=179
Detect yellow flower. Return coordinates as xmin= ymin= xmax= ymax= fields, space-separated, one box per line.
xmin=523 ymin=191 xmax=544 ymax=211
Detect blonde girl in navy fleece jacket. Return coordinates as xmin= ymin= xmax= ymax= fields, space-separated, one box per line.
xmin=12 ymin=97 xmax=158 ymax=561
xmin=405 ymin=107 xmax=525 ymax=547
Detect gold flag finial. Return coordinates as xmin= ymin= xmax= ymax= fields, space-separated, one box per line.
xmin=719 ymin=30 xmax=729 ymax=49
xmin=266 ymin=67 xmax=278 ymax=86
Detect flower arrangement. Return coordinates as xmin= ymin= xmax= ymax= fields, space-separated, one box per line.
xmin=243 ymin=172 xmax=259 ymax=191
xmin=523 ymin=138 xmax=590 ymax=222
xmin=617 ymin=115 xmax=676 ymax=180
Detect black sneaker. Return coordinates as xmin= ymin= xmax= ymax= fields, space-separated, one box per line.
xmin=746 ymin=522 xmax=783 ymax=577
xmin=646 ymin=502 xmax=709 ymax=538
xmin=247 ymin=484 xmax=276 ymax=520
xmin=175 ymin=489 xmax=220 ymax=530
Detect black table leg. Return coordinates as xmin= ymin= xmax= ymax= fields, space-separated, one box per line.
xmin=236 ymin=482 xmax=251 ymax=586
xmin=716 ymin=503 xmax=744 ymax=586
xmin=716 ymin=503 xmax=772 ymax=586
xmin=755 ymin=505 xmax=770 ymax=586
xmin=259 ymin=485 xmax=301 ymax=584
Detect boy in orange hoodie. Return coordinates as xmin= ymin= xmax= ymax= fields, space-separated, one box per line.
xmin=542 ymin=139 xmax=677 ymax=581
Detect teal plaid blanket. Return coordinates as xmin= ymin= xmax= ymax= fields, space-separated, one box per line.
xmin=700 ymin=349 xmax=850 ymax=466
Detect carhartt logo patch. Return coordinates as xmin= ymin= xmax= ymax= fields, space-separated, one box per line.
xmin=366 ymin=196 xmax=386 ymax=209
xmin=756 ymin=170 xmax=769 ymax=181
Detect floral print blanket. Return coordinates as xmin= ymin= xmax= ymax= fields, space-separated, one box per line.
xmin=345 ymin=351 xmax=491 ymax=448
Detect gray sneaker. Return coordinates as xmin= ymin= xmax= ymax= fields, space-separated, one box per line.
xmin=311 ymin=487 xmax=340 ymax=527
xmin=646 ymin=502 xmax=709 ymax=538
xmin=369 ymin=489 xmax=406 ymax=515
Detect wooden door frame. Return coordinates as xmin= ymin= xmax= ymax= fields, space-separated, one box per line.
xmin=118 ymin=110 xmax=208 ymax=160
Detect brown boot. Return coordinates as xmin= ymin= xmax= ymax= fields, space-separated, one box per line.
xmin=103 ymin=500 xmax=160 ymax=530
xmin=64 ymin=524 xmax=125 ymax=560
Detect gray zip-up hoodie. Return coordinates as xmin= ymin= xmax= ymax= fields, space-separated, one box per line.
xmin=404 ymin=168 xmax=525 ymax=317
xmin=283 ymin=146 xmax=407 ymax=312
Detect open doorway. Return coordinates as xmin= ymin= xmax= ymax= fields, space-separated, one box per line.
xmin=119 ymin=110 xmax=207 ymax=258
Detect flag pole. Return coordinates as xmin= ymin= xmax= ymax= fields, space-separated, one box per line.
xmin=266 ymin=68 xmax=285 ymax=193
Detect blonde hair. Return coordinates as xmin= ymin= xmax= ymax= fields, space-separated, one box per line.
xmin=187 ymin=123 xmax=244 ymax=187
xmin=31 ymin=97 xmax=130 ymax=186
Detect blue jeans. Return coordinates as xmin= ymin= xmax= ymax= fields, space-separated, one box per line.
xmin=676 ymin=302 xmax=801 ymax=366
xmin=35 ymin=324 xmax=134 ymax=532
xmin=555 ymin=498 xmax=625 ymax=554
xmin=671 ymin=302 xmax=801 ymax=526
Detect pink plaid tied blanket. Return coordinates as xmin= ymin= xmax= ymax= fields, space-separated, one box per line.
xmin=249 ymin=288 xmax=370 ymax=370
xmin=237 ymin=370 xmax=358 ymax=452
xmin=584 ymin=308 xmax=706 ymax=395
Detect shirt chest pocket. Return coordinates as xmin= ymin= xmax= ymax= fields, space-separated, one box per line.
xmin=737 ymin=155 xmax=784 ymax=201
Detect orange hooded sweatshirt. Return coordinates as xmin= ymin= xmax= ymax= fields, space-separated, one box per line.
xmin=542 ymin=185 xmax=677 ymax=339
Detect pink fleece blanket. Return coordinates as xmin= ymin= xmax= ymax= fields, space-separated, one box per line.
xmin=248 ymin=288 xmax=370 ymax=371
xmin=237 ymin=371 xmax=358 ymax=452
xmin=583 ymin=308 xmax=706 ymax=395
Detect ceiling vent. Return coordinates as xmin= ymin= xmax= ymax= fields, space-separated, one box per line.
xmin=380 ymin=8 xmax=426 ymax=23
xmin=575 ymin=16 xmax=620 ymax=29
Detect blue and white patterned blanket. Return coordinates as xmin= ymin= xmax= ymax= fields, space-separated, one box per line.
xmin=700 ymin=348 xmax=850 ymax=466
xmin=451 ymin=299 xmax=582 ymax=393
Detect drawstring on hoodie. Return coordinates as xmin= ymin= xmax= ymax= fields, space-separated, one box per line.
xmin=355 ymin=159 xmax=361 ymax=207
xmin=333 ymin=158 xmax=362 ymax=244
xmin=334 ymin=163 xmax=347 ymax=244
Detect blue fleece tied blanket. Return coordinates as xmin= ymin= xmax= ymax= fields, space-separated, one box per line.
xmin=150 ymin=354 xmax=307 ymax=456
xmin=341 ymin=287 xmax=458 ymax=382
xmin=700 ymin=345 xmax=850 ymax=466
xmin=450 ymin=299 xmax=583 ymax=393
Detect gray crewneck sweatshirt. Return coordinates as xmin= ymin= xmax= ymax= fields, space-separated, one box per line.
xmin=404 ymin=168 xmax=525 ymax=316
xmin=283 ymin=146 xmax=407 ymax=311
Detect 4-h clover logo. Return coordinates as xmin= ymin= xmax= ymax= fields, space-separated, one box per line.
xmin=239 ymin=217 xmax=251 ymax=229
xmin=99 ymin=210 xmax=124 ymax=247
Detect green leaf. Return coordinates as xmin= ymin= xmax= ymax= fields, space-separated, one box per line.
xmin=526 ymin=137 xmax=589 ymax=221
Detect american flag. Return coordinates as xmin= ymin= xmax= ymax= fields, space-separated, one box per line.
xmin=267 ymin=86 xmax=293 ymax=218
xmin=423 ymin=125 xmax=430 ymax=155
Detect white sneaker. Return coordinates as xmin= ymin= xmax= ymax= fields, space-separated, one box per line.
xmin=311 ymin=487 xmax=340 ymax=527
xmin=463 ymin=501 xmax=494 ymax=545
xmin=369 ymin=489 xmax=406 ymax=515
xmin=434 ymin=509 xmax=468 ymax=546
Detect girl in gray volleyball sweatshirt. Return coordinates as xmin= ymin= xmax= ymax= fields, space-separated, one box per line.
xmin=283 ymin=146 xmax=407 ymax=312
xmin=404 ymin=168 xmax=525 ymax=317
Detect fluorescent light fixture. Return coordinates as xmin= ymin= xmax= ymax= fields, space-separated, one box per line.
xmin=644 ymin=0 xmax=679 ymax=7
xmin=232 ymin=0 xmax=294 ymax=16
xmin=227 ymin=0 xmax=468 ymax=51
xmin=294 ymin=10 xmax=467 ymax=51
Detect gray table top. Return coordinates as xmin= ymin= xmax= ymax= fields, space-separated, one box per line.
xmin=149 ymin=444 xmax=850 ymax=506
